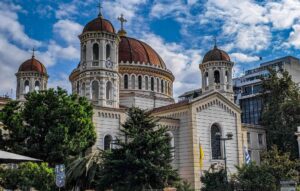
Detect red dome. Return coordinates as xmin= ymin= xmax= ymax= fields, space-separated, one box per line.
xmin=83 ymin=16 xmax=115 ymax=33
xmin=18 ymin=56 xmax=47 ymax=75
xmin=202 ymin=46 xmax=231 ymax=63
xmin=119 ymin=36 xmax=165 ymax=68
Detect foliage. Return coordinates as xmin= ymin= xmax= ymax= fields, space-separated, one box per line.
xmin=0 ymin=162 xmax=55 ymax=190
xmin=0 ymin=88 xmax=96 ymax=165
xmin=175 ymin=180 xmax=193 ymax=191
xmin=95 ymin=107 xmax=179 ymax=191
xmin=200 ymin=169 xmax=231 ymax=191
xmin=261 ymin=69 xmax=300 ymax=158
xmin=233 ymin=162 xmax=276 ymax=191
xmin=66 ymin=149 xmax=102 ymax=190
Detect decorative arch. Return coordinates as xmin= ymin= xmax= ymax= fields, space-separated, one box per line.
xmin=91 ymin=80 xmax=99 ymax=101
xmin=106 ymin=44 xmax=111 ymax=59
xmin=35 ymin=81 xmax=40 ymax=91
xmin=124 ymin=74 xmax=128 ymax=89
xmin=214 ymin=70 xmax=220 ymax=84
xmin=24 ymin=80 xmax=30 ymax=93
xmin=138 ymin=75 xmax=142 ymax=90
xmin=145 ymin=76 xmax=149 ymax=90
xmin=106 ymin=81 xmax=113 ymax=100
xmin=93 ymin=43 xmax=99 ymax=61
xmin=104 ymin=134 xmax=112 ymax=150
xmin=211 ymin=123 xmax=222 ymax=160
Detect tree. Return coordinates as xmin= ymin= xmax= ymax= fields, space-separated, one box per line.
xmin=261 ymin=69 xmax=300 ymax=158
xmin=95 ymin=107 xmax=179 ymax=191
xmin=200 ymin=169 xmax=231 ymax=191
xmin=0 ymin=162 xmax=55 ymax=190
xmin=0 ymin=88 xmax=96 ymax=165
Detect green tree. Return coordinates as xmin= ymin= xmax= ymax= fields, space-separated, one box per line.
xmin=261 ymin=69 xmax=300 ymax=158
xmin=0 ymin=162 xmax=55 ymax=190
xmin=96 ymin=107 xmax=179 ymax=191
xmin=0 ymin=88 xmax=96 ymax=165
xmin=200 ymin=169 xmax=231 ymax=191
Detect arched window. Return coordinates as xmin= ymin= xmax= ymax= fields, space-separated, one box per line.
xmin=211 ymin=124 xmax=222 ymax=159
xmin=91 ymin=81 xmax=99 ymax=101
xmin=225 ymin=71 xmax=229 ymax=83
xmin=93 ymin=44 xmax=99 ymax=61
xmin=104 ymin=135 xmax=112 ymax=150
xmin=76 ymin=81 xmax=79 ymax=94
xmin=106 ymin=44 xmax=111 ymax=59
xmin=161 ymin=79 xmax=164 ymax=93
xmin=124 ymin=75 xmax=128 ymax=89
xmin=138 ymin=76 xmax=142 ymax=90
xmin=205 ymin=72 xmax=209 ymax=87
xmin=82 ymin=45 xmax=87 ymax=61
xmin=106 ymin=81 xmax=112 ymax=100
xmin=35 ymin=81 xmax=40 ymax=91
xmin=81 ymin=82 xmax=86 ymax=96
xmin=214 ymin=70 xmax=220 ymax=84
xmin=157 ymin=78 xmax=159 ymax=92
xmin=165 ymin=81 xmax=167 ymax=94
xmin=145 ymin=76 xmax=149 ymax=90
xmin=24 ymin=80 xmax=30 ymax=93
xmin=131 ymin=75 xmax=135 ymax=89
xmin=151 ymin=77 xmax=154 ymax=91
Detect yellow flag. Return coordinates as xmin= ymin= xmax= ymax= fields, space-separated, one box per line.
xmin=199 ymin=143 xmax=204 ymax=170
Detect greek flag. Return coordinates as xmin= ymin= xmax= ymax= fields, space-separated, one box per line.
xmin=244 ymin=146 xmax=251 ymax=164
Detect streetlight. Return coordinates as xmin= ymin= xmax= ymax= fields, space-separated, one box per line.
xmin=215 ymin=132 xmax=233 ymax=181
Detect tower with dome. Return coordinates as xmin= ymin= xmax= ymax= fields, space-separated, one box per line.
xmin=13 ymin=7 xmax=248 ymax=190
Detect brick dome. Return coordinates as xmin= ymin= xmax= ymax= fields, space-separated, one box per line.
xmin=18 ymin=56 xmax=47 ymax=75
xmin=202 ymin=45 xmax=231 ymax=63
xmin=83 ymin=16 xmax=115 ymax=34
xmin=119 ymin=36 xmax=166 ymax=68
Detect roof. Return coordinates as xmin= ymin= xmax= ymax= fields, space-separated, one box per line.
xmin=83 ymin=16 xmax=115 ymax=33
xmin=18 ymin=56 xmax=47 ymax=75
xmin=119 ymin=36 xmax=166 ymax=68
xmin=0 ymin=150 xmax=42 ymax=163
xmin=202 ymin=45 xmax=230 ymax=63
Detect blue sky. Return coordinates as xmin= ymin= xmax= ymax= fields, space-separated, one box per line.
xmin=1 ymin=0 xmax=300 ymax=98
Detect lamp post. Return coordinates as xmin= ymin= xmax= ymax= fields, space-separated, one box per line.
xmin=216 ymin=132 xmax=233 ymax=181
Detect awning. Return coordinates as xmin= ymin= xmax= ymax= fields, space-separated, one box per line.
xmin=0 ymin=150 xmax=42 ymax=163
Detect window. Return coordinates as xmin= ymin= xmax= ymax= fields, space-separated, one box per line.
xmin=214 ymin=70 xmax=220 ymax=83
xmin=225 ymin=71 xmax=228 ymax=83
xmin=24 ymin=80 xmax=30 ymax=93
xmin=93 ymin=44 xmax=99 ymax=60
xmin=106 ymin=44 xmax=111 ymax=59
xmin=104 ymin=135 xmax=112 ymax=150
xmin=124 ymin=75 xmax=128 ymax=89
xmin=211 ymin=124 xmax=222 ymax=159
xmin=145 ymin=76 xmax=149 ymax=90
xmin=205 ymin=72 xmax=209 ymax=87
xmin=138 ymin=76 xmax=142 ymax=90
xmin=161 ymin=79 xmax=164 ymax=93
xmin=35 ymin=81 xmax=40 ymax=91
xmin=151 ymin=77 xmax=154 ymax=91
xmin=131 ymin=75 xmax=135 ymax=89
xmin=81 ymin=82 xmax=86 ymax=96
xmin=157 ymin=78 xmax=159 ymax=92
xmin=106 ymin=81 xmax=112 ymax=100
xmin=247 ymin=132 xmax=251 ymax=145
xmin=258 ymin=134 xmax=263 ymax=145
xmin=91 ymin=81 xmax=99 ymax=101
xmin=166 ymin=82 xmax=168 ymax=95
xmin=82 ymin=45 xmax=86 ymax=61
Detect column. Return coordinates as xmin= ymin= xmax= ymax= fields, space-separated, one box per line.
xmin=208 ymin=68 xmax=214 ymax=90
xmin=295 ymin=126 xmax=300 ymax=159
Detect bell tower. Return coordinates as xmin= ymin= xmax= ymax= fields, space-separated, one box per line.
xmin=69 ymin=4 xmax=120 ymax=108
xmin=199 ymin=41 xmax=234 ymax=101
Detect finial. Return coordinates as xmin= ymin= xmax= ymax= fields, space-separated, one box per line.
xmin=32 ymin=48 xmax=35 ymax=58
xmin=213 ymin=36 xmax=217 ymax=49
xmin=117 ymin=14 xmax=127 ymax=36
xmin=97 ymin=0 xmax=103 ymax=18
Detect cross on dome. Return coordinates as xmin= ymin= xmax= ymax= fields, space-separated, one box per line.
xmin=32 ymin=47 xmax=35 ymax=58
xmin=213 ymin=36 xmax=217 ymax=48
xmin=117 ymin=14 xmax=127 ymax=36
xmin=97 ymin=0 xmax=103 ymax=18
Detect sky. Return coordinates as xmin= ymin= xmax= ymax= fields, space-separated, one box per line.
xmin=1 ymin=0 xmax=300 ymax=98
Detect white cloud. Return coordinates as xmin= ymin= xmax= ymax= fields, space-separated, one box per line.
xmin=150 ymin=0 xmax=187 ymax=18
xmin=286 ymin=24 xmax=300 ymax=49
xmin=230 ymin=53 xmax=260 ymax=63
xmin=53 ymin=19 xmax=83 ymax=45
xmin=48 ymin=73 xmax=71 ymax=92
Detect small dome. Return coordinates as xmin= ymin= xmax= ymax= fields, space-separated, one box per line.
xmin=119 ymin=36 xmax=165 ymax=68
xmin=18 ymin=56 xmax=47 ymax=75
xmin=83 ymin=16 xmax=115 ymax=34
xmin=202 ymin=46 xmax=230 ymax=63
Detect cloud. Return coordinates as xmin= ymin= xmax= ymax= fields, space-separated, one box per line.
xmin=286 ymin=24 xmax=300 ymax=49
xmin=53 ymin=19 xmax=83 ymax=45
xmin=230 ymin=53 xmax=260 ymax=63
xmin=48 ymin=73 xmax=71 ymax=93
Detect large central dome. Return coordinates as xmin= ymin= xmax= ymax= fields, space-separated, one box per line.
xmin=118 ymin=36 xmax=166 ymax=68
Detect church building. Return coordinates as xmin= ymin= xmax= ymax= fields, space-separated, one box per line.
xmin=14 ymin=9 xmax=253 ymax=190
